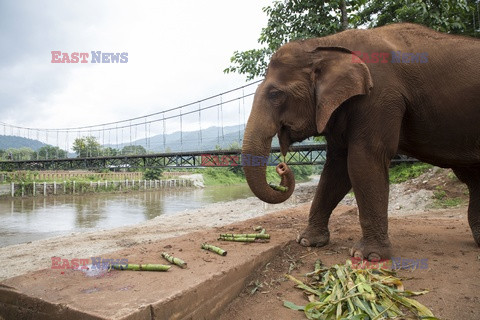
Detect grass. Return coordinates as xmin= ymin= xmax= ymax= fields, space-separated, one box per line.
xmin=389 ymin=163 xmax=433 ymax=184
xmin=431 ymin=186 xmax=463 ymax=208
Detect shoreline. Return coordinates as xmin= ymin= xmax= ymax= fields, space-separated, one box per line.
xmin=0 ymin=179 xmax=319 ymax=281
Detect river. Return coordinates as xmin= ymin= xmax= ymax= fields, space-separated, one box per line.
xmin=0 ymin=184 xmax=253 ymax=248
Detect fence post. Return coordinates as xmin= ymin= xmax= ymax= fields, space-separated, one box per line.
xmin=33 ymin=181 xmax=36 ymax=196
xmin=43 ymin=182 xmax=47 ymax=196
xmin=54 ymin=181 xmax=57 ymax=195
xmin=64 ymin=181 xmax=66 ymax=194
xmin=11 ymin=182 xmax=14 ymax=197
xmin=73 ymin=181 xmax=76 ymax=194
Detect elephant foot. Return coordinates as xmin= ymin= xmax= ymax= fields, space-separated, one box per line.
xmin=296 ymin=226 xmax=330 ymax=247
xmin=349 ymin=238 xmax=392 ymax=261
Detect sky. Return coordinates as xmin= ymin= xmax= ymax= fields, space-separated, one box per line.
xmin=0 ymin=1 xmax=271 ymax=147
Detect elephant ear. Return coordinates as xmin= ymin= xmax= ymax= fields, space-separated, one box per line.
xmin=312 ymin=47 xmax=373 ymax=134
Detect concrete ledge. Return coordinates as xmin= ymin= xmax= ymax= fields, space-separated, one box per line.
xmin=0 ymin=205 xmax=356 ymax=320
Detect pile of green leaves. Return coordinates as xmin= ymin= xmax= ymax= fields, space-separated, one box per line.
xmin=284 ymin=259 xmax=438 ymax=319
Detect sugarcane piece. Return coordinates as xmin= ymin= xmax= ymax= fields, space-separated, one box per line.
xmin=201 ymin=243 xmax=227 ymax=256
xmin=259 ymin=228 xmax=266 ymax=234
xmin=161 ymin=252 xmax=187 ymax=268
xmin=219 ymin=233 xmax=270 ymax=239
xmin=268 ymin=182 xmax=288 ymax=192
xmin=218 ymin=236 xmax=256 ymax=242
xmin=112 ymin=264 xmax=170 ymax=271
xmin=253 ymin=226 xmax=263 ymax=231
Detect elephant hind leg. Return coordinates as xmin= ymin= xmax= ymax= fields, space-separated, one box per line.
xmin=452 ymin=167 xmax=480 ymax=246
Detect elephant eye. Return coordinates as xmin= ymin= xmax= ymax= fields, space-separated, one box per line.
xmin=268 ymin=90 xmax=284 ymax=101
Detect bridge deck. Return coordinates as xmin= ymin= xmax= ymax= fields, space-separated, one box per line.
xmin=0 ymin=144 xmax=414 ymax=171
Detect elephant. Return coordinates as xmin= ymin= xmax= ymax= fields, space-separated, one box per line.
xmin=241 ymin=23 xmax=480 ymax=260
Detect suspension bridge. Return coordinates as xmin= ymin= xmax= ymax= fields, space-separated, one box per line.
xmin=0 ymin=80 xmax=414 ymax=171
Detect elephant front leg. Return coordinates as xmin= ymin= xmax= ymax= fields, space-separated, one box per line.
xmin=348 ymin=147 xmax=392 ymax=261
xmin=297 ymin=154 xmax=351 ymax=247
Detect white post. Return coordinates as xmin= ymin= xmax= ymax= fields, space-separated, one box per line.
xmin=33 ymin=181 xmax=36 ymax=196
xmin=54 ymin=181 xmax=57 ymax=195
xmin=43 ymin=182 xmax=47 ymax=196
xmin=64 ymin=181 xmax=66 ymax=194
xmin=73 ymin=181 xmax=76 ymax=194
xmin=11 ymin=182 xmax=14 ymax=197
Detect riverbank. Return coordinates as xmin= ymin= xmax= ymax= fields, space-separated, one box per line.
xmin=0 ymin=166 xmax=468 ymax=281
xmin=0 ymin=179 xmax=318 ymax=281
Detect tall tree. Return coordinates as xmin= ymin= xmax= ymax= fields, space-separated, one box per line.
xmin=36 ymin=145 xmax=67 ymax=159
xmin=121 ymin=145 xmax=147 ymax=155
xmin=72 ymin=136 xmax=102 ymax=158
xmin=225 ymin=0 xmax=479 ymax=80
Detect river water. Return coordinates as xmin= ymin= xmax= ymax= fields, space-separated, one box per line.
xmin=0 ymin=184 xmax=253 ymax=248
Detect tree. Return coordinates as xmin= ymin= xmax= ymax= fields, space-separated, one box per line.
xmin=225 ymin=0 xmax=479 ymax=80
xmin=121 ymin=145 xmax=147 ymax=155
xmin=6 ymin=147 xmax=35 ymax=161
xmin=36 ymin=145 xmax=67 ymax=159
xmin=72 ymin=136 xmax=102 ymax=158
xmin=359 ymin=0 xmax=479 ymax=36
xmin=103 ymin=147 xmax=119 ymax=157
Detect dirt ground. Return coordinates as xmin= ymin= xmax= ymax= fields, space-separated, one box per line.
xmin=217 ymin=168 xmax=480 ymax=320
xmin=1 ymin=168 xmax=479 ymax=319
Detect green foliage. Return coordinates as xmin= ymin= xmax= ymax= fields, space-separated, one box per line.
xmin=432 ymin=186 xmax=463 ymax=208
xmin=226 ymin=0 xmax=479 ymax=80
xmin=144 ymin=168 xmax=164 ymax=180
xmin=389 ymin=162 xmax=432 ymax=184
xmin=359 ymin=0 xmax=478 ymax=37
xmin=225 ymin=0 xmax=362 ymax=80
xmin=72 ymin=136 xmax=102 ymax=158
xmin=202 ymin=167 xmax=246 ymax=185
xmin=103 ymin=147 xmax=119 ymax=156
xmin=121 ymin=145 xmax=147 ymax=155
xmin=35 ymin=145 xmax=67 ymax=159
xmin=3 ymin=147 xmax=35 ymax=161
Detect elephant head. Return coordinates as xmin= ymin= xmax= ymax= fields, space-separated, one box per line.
xmin=242 ymin=42 xmax=373 ymax=204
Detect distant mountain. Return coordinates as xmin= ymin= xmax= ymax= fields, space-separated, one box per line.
xmin=0 ymin=135 xmax=46 ymax=151
xmin=105 ymin=124 xmax=260 ymax=152
xmin=107 ymin=124 xmax=317 ymax=153
xmin=1 ymin=125 xmax=319 ymax=155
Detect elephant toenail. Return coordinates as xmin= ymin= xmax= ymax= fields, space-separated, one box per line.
xmin=300 ymin=238 xmax=310 ymax=246
xmin=354 ymin=251 xmax=364 ymax=259
xmin=368 ymin=253 xmax=381 ymax=261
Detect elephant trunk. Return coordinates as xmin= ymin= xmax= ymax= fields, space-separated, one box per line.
xmin=242 ymin=121 xmax=295 ymax=204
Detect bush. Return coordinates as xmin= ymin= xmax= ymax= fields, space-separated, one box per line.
xmin=389 ymin=163 xmax=432 ymax=184
xmin=144 ymin=168 xmax=164 ymax=180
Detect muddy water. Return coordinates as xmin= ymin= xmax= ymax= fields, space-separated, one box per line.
xmin=0 ymin=184 xmax=253 ymax=247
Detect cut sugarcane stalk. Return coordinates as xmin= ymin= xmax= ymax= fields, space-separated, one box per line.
xmin=254 ymin=226 xmax=263 ymax=231
xmin=218 ymin=237 xmax=256 ymax=242
xmin=161 ymin=252 xmax=187 ymax=268
xmin=268 ymin=182 xmax=288 ymax=192
xmin=201 ymin=243 xmax=227 ymax=256
xmin=219 ymin=233 xmax=270 ymax=239
xmin=112 ymin=264 xmax=170 ymax=271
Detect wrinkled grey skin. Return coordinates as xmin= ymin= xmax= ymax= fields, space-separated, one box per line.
xmin=242 ymin=23 xmax=480 ymax=260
